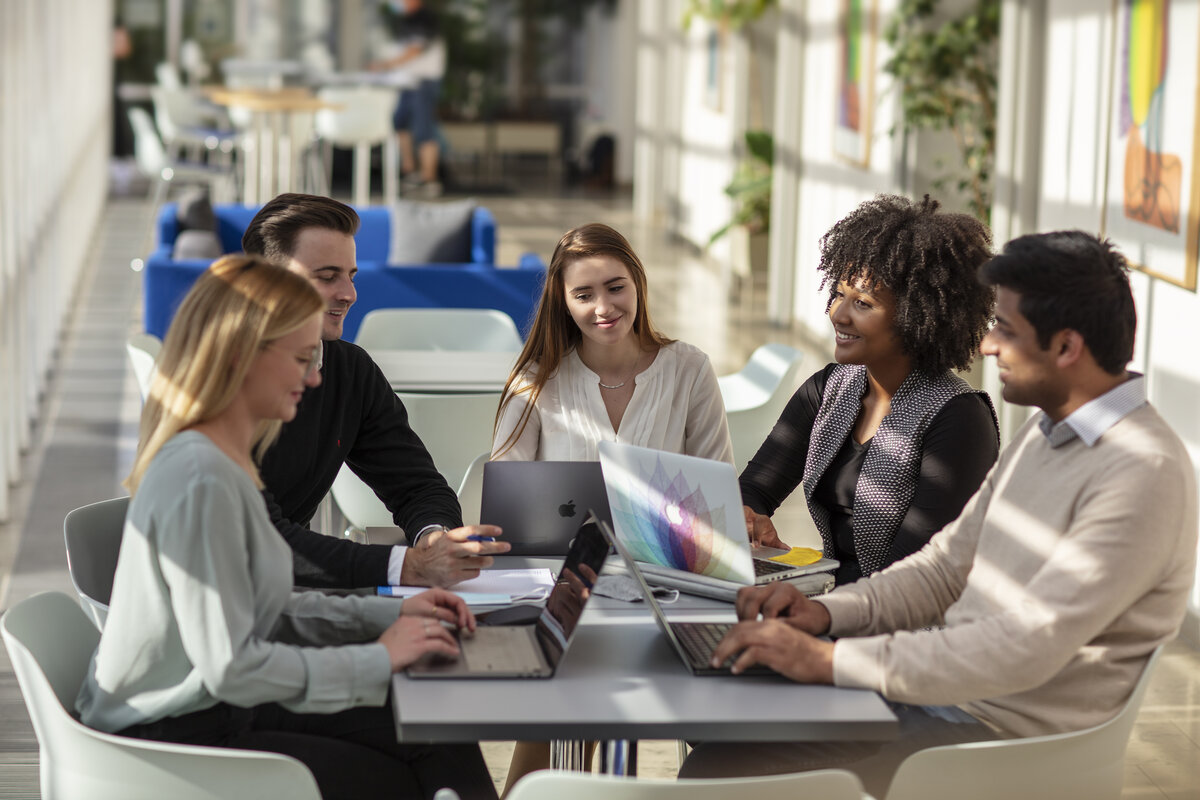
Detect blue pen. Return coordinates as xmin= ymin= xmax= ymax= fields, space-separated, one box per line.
xmin=467 ymin=534 xmax=496 ymax=543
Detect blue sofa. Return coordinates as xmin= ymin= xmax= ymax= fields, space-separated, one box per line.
xmin=141 ymin=203 xmax=546 ymax=341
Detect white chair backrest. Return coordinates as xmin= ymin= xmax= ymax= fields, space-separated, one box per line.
xmin=155 ymin=61 xmax=183 ymax=89
xmin=718 ymin=343 xmax=803 ymax=473
xmin=885 ymin=646 xmax=1165 ymax=800
xmin=315 ymin=86 xmax=397 ymax=147
xmin=128 ymin=106 xmax=168 ymax=178
xmin=505 ymin=767 xmax=867 ymax=800
xmin=355 ymin=309 xmax=523 ymax=353
xmin=331 ymin=393 xmax=501 ymax=533
xmin=126 ymin=333 xmax=162 ymax=402
xmin=1 ymin=592 xmax=322 ymax=800
xmin=63 ymin=496 xmax=130 ymax=629
xmin=457 ymin=452 xmax=490 ymax=527
xmin=151 ymin=86 xmax=218 ymax=139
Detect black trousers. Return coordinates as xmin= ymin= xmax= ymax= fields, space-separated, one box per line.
xmin=120 ymin=700 xmax=497 ymax=800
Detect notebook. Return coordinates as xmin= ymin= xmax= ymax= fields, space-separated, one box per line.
xmin=596 ymin=517 xmax=775 ymax=677
xmin=405 ymin=512 xmax=608 ymax=679
xmin=480 ymin=461 xmax=612 ymax=556
xmin=597 ymin=441 xmax=837 ymax=602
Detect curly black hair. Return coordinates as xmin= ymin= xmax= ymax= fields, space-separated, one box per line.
xmin=817 ymin=194 xmax=995 ymax=376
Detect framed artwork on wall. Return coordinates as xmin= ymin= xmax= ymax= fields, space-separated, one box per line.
xmin=1101 ymin=0 xmax=1200 ymax=291
xmin=833 ymin=0 xmax=877 ymax=167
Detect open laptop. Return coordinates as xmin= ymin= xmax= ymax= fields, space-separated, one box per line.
xmin=406 ymin=512 xmax=608 ymax=679
xmin=596 ymin=517 xmax=775 ymax=676
xmin=597 ymin=441 xmax=837 ymax=602
xmin=480 ymin=461 xmax=612 ymax=556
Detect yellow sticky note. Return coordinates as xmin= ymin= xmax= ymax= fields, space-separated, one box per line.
xmin=768 ymin=547 xmax=823 ymax=567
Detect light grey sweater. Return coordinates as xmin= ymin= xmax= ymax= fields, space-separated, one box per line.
xmin=818 ymin=404 xmax=1197 ymax=737
xmin=77 ymin=431 xmax=401 ymax=733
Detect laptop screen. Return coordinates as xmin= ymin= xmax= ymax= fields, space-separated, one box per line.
xmin=533 ymin=514 xmax=609 ymax=667
xmin=598 ymin=441 xmax=755 ymax=583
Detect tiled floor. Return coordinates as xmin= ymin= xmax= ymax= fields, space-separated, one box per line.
xmin=0 ymin=175 xmax=1197 ymax=798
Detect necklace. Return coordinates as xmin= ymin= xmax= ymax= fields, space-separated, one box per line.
xmin=597 ymin=352 xmax=642 ymax=390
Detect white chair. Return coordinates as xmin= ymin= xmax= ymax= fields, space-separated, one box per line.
xmin=456 ymin=452 xmax=490 ymax=527
xmin=718 ymin=343 xmax=804 ymax=473
xmin=502 ymin=768 xmax=869 ymax=800
xmin=331 ymin=393 xmax=502 ymax=540
xmin=313 ymin=86 xmax=400 ymax=207
xmin=127 ymin=106 xmax=236 ymax=235
xmin=1 ymin=591 xmax=321 ymax=800
xmin=63 ymin=497 xmax=130 ymax=630
xmin=126 ymin=332 xmax=162 ymax=402
xmin=151 ymin=85 xmax=237 ymax=164
xmin=355 ymin=308 xmax=524 ymax=354
xmin=884 ymin=646 xmax=1164 ymax=800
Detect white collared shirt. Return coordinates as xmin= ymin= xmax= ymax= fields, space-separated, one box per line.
xmin=1038 ymin=372 xmax=1147 ymax=448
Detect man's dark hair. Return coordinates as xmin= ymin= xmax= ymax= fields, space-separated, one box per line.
xmin=980 ymin=231 xmax=1135 ymax=375
xmin=817 ymin=194 xmax=995 ymax=376
xmin=241 ymin=193 xmax=360 ymax=262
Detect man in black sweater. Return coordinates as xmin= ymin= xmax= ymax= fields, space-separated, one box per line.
xmin=244 ymin=193 xmax=508 ymax=588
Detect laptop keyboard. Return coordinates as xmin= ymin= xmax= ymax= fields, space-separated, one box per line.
xmin=673 ymin=621 xmax=736 ymax=671
xmin=753 ymin=558 xmax=792 ymax=577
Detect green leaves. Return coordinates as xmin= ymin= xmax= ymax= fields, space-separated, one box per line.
xmin=710 ymin=129 xmax=774 ymax=245
xmin=883 ymin=0 xmax=999 ymax=221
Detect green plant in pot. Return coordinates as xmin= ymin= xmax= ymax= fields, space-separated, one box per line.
xmin=710 ymin=129 xmax=773 ymax=246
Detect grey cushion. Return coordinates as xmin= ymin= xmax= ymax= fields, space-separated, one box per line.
xmin=391 ymin=199 xmax=476 ymax=264
xmin=176 ymin=187 xmax=217 ymax=232
xmin=172 ymin=229 xmax=223 ymax=260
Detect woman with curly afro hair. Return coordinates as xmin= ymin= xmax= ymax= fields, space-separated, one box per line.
xmin=740 ymin=194 xmax=999 ymax=585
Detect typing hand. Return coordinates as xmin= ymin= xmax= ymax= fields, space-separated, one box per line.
xmin=378 ymin=614 xmax=460 ymax=672
xmin=400 ymin=525 xmax=511 ymax=588
xmin=401 ymin=587 xmax=477 ymax=633
xmin=710 ymin=619 xmax=834 ymax=682
xmin=743 ymin=505 xmax=787 ymax=550
xmin=734 ymin=582 xmax=832 ymax=634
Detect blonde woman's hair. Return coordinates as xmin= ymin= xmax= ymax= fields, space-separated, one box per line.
xmin=126 ymin=255 xmax=324 ymax=493
xmin=493 ymin=223 xmax=673 ymax=458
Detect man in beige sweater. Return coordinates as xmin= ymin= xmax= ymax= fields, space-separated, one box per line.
xmin=681 ymin=231 xmax=1198 ymax=795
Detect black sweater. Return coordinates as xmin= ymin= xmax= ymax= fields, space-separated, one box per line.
xmin=739 ymin=364 xmax=998 ymax=582
xmin=260 ymin=339 xmax=461 ymax=588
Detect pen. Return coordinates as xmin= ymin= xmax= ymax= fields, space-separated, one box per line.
xmin=467 ymin=534 xmax=496 ymax=543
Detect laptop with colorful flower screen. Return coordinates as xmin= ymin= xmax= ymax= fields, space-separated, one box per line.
xmin=597 ymin=441 xmax=837 ymax=601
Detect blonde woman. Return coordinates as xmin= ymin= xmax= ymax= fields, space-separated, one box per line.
xmin=76 ymin=256 xmax=497 ymax=800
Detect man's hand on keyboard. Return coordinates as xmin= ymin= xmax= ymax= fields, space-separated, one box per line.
xmin=711 ymin=619 xmax=835 ymax=682
xmin=735 ymin=582 xmax=832 ymax=635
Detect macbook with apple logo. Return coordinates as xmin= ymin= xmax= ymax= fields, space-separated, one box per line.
xmin=479 ymin=461 xmax=612 ymax=556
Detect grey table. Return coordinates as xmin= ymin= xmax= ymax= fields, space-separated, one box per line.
xmin=391 ymin=601 xmax=898 ymax=772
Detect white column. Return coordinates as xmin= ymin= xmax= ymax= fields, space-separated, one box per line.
xmin=766 ymin=0 xmax=806 ymax=326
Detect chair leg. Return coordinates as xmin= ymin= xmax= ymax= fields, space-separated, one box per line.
xmin=383 ymin=134 xmax=399 ymax=208
xmin=353 ymin=141 xmax=370 ymax=207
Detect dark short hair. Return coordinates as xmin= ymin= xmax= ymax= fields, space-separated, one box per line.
xmin=980 ymin=231 xmax=1135 ymax=375
xmin=817 ymin=194 xmax=995 ymax=376
xmin=241 ymin=193 xmax=360 ymax=262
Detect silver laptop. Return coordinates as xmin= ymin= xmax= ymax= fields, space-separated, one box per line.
xmin=480 ymin=461 xmax=612 ymax=556
xmin=597 ymin=441 xmax=837 ymax=602
xmin=596 ymin=518 xmax=775 ymax=677
xmin=406 ymin=512 xmax=608 ymax=679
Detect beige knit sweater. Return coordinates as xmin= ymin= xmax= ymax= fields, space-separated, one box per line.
xmin=817 ymin=403 xmax=1197 ymax=737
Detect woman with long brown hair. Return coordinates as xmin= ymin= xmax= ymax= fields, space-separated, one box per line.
xmin=492 ymin=222 xmax=732 ymax=463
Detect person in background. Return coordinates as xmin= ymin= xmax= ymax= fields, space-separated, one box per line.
xmin=740 ymin=194 xmax=999 ymax=585
xmin=243 ymin=193 xmax=509 ymax=590
xmin=370 ymin=0 xmax=446 ymax=197
xmin=76 ymin=255 xmax=498 ymax=800
xmin=681 ymin=231 xmax=1197 ymax=799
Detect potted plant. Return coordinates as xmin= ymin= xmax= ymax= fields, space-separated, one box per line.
xmin=710 ymin=129 xmax=773 ymax=279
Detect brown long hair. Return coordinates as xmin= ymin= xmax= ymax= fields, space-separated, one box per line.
xmin=126 ymin=255 xmax=323 ymax=493
xmin=493 ymin=223 xmax=674 ymax=457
